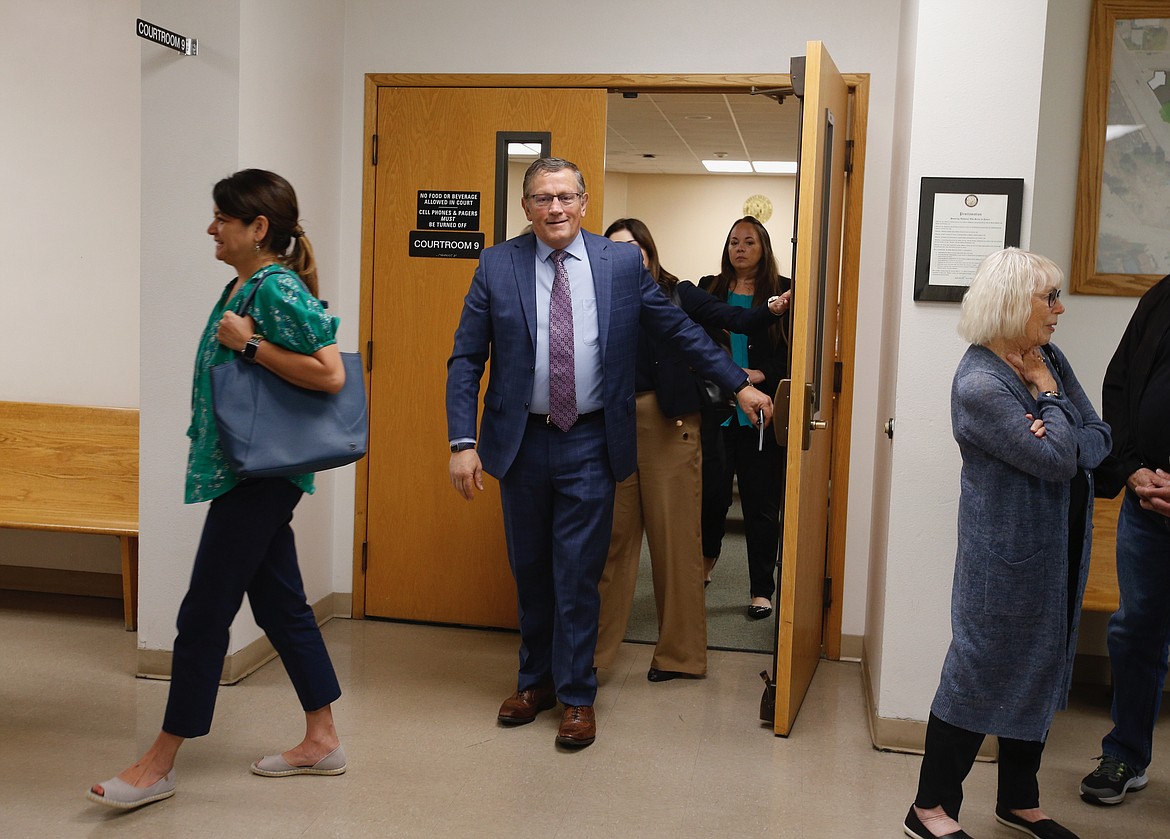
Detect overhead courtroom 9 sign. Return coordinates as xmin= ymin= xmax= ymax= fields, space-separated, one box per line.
xmin=136 ymin=19 xmax=198 ymax=56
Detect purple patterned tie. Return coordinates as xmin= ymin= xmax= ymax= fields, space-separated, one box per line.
xmin=548 ymin=249 xmax=578 ymax=431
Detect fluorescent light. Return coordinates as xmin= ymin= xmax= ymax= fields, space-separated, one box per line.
xmin=507 ymin=142 xmax=542 ymax=156
xmin=702 ymin=159 xmax=752 ymax=173
xmin=753 ymin=160 xmax=798 ymax=174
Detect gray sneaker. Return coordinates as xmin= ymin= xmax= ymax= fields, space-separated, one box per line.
xmin=1080 ymin=754 xmax=1148 ymax=805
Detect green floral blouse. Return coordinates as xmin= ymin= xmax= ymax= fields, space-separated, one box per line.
xmin=186 ymin=264 xmax=339 ymax=503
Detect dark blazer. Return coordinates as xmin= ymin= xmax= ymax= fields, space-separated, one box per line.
xmin=446 ymin=231 xmax=746 ymax=481
xmin=698 ymin=274 xmax=791 ymax=399
xmin=644 ymin=282 xmax=780 ymax=418
xmin=1094 ymin=273 xmax=1170 ymax=498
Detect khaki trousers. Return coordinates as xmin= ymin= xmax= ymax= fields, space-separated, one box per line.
xmin=594 ymin=392 xmax=707 ymax=674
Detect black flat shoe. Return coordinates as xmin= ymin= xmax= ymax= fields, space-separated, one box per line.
xmin=994 ymin=806 xmax=1080 ymax=839
xmin=647 ymin=667 xmax=702 ymax=682
xmin=903 ymin=806 xmax=972 ymax=839
xmin=746 ymin=604 xmax=772 ymax=620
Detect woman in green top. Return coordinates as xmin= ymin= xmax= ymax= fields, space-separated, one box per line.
xmin=698 ymin=217 xmax=791 ymax=620
xmin=88 ymin=170 xmax=347 ymax=810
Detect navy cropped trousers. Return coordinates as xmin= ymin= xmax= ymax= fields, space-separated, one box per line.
xmin=163 ymin=477 xmax=341 ymax=739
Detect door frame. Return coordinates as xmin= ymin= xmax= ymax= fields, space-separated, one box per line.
xmin=352 ymin=72 xmax=869 ymax=662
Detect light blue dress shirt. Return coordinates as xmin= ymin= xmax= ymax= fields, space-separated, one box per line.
xmin=531 ymin=233 xmax=603 ymax=414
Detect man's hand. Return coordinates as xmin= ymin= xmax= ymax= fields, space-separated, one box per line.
xmin=735 ymin=385 xmax=773 ymax=427
xmin=1129 ymin=467 xmax=1170 ymax=518
xmin=449 ymin=449 xmax=484 ymax=501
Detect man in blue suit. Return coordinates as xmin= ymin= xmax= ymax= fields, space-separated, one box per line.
xmin=446 ymin=158 xmax=772 ymax=748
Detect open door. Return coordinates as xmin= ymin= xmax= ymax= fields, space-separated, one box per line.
xmin=362 ymin=86 xmax=606 ymax=626
xmin=773 ymin=42 xmax=850 ymax=735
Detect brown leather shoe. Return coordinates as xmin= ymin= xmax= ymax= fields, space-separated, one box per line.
xmin=555 ymin=705 xmax=596 ymax=748
xmin=497 ymin=683 xmax=557 ymax=725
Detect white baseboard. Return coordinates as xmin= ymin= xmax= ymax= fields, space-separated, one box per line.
xmin=136 ymin=592 xmax=347 ymax=684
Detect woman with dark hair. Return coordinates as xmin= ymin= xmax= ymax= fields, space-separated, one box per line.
xmin=594 ymin=218 xmax=789 ymax=681
xmin=699 ymin=216 xmax=791 ymax=619
xmin=903 ymin=248 xmax=1109 ymax=839
xmin=88 ymin=170 xmax=348 ymax=810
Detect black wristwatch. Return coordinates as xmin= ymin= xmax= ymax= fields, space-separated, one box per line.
xmin=733 ymin=378 xmax=752 ymax=394
xmin=242 ymin=334 xmax=265 ymax=364
xmin=450 ymin=441 xmax=476 ymax=453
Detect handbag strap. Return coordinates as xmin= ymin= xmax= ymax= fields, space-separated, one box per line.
xmin=234 ymin=264 xmax=290 ymax=317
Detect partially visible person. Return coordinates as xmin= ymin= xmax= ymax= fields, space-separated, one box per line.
xmin=88 ymin=169 xmax=347 ymax=810
xmin=594 ymin=218 xmax=790 ymax=682
xmin=698 ymin=216 xmax=791 ymax=619
xmin=904 ymin=248 xmax=1110 ymax=839
xmin=1079 ymin=272 xmax=1170 ymax=807
xmin=446 ymin=159 xmax=773 ymax=749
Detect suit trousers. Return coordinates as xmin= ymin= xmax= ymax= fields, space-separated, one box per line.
xmin=701 ymin=418 xmax=785 ymax=600
xmin=163 ymin=478 xmax=342 ymax=739
xmin=914 ymin=712 xmax=1044 ymax=816
xmin=499 ymin=413 xmax=615 ymax=707
xmin=595 ymin=393 xmax=706 ymax=675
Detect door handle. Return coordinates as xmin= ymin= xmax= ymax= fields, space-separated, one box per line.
xmin=773 ymin=379 xmax=791 ymax=446
xmin=801 ymin=383 xmax=828 ymax=451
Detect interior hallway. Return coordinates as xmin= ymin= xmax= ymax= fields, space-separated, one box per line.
xmin=2 ymin=590 xmax=1166 ymax=838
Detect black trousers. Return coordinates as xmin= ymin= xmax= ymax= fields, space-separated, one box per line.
xmin=914 ymin=713 xmax=1045 ymax=817
xmin=163 ymin=478 xmax=341 ymax=738
xmin=700 ymin=416 xmax=785 ymax=600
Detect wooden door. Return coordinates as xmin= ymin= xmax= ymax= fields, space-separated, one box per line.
xmin=774 ymin=43 xmax=850 ymax=735
xmin=364 ymin=87 xmax=607 ymax=627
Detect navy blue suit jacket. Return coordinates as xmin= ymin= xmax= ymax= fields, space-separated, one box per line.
xmin=446 ymin=230 xmax=746 ymax=482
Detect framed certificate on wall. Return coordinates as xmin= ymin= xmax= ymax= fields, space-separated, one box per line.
xmin=913 ymin=176 xmax=1024 ymax=303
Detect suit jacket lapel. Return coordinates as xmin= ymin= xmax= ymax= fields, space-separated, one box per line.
xmin=585 ymin=231 xmax=611 ymax=364
xmin=511 ymin=234 xmax=538 ymax=349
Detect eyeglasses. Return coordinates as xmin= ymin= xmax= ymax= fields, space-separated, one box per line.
xmin=525 ymin=192 xmax=582 ymax=208
xmin=1038 ymin=288 xmax=1061 ymax=308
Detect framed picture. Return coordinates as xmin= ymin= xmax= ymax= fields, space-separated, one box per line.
xmin=913 ymin=177 xmax=1024 ymax=303
xmin=1072 ymin=1 xmax=1170 ymax=296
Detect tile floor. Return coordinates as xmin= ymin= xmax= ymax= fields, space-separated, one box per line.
xmin=1 ymin=590 xmax=1166 ymax=838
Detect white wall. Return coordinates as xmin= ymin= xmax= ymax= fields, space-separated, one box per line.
xmin=869 ymin=0 xmax=1143 ymax=724
xmin=137 ymin=0 xmax=346 ymax=653
xmin=0 ymin=0 xmax=141 ymax=575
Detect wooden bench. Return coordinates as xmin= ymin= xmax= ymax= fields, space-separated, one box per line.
xmin=1084 ymin=494 xmax=1121 ymax=614
xmin=0 ymin=401 xmax=139 ymax=630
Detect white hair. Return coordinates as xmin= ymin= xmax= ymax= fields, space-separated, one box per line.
xmin=956 ymin=248 xmax=1063 ymax=345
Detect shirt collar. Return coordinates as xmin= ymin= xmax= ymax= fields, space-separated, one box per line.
xmin=535 ymin=231 xmax=587 ymax=263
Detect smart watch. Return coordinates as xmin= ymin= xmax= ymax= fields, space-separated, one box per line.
xmin=242 ymin=334 xmax=265 ymax=364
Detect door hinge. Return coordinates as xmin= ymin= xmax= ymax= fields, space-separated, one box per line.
xmin=823 ymin=576 xmax=832 ymax=610
xmin=833 ymin=360 xmax=843 ymax=394
xmin=845 ymin=139 xmax=854 ymax=175
xmin=371 ymin=134 xmax=378 ymax=167
xmin=361 ymin=541 xmax=368 ymax=574
xmin=366 ymin=340 xmax=373 ymax=372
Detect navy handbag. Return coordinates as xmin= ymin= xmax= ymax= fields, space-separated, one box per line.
xmin=210 ymin=274 xmax=368 ymax=478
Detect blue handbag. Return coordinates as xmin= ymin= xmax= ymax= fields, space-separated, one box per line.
xmin=210 ymin=274 xmax=368 ymax=478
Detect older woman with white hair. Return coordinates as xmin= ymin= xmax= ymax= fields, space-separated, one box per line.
xmin=903 ymin=248 xmax=1110 ymax=839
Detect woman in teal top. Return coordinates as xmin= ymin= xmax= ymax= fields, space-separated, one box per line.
xmin=699 ymin=217 xmax=791 ymax=620
xmin=89 ymin=170 xmax=348 ymax=811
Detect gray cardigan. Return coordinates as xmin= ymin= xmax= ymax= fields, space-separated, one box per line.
xmin=930 ymin=343 xmax=1111 ymax=742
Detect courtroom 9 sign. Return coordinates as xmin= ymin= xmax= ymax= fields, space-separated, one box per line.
xmin=411 ymin=190 xmax=484 ymax=259
xmin=408 ymin=231 xmax=485 ymax=259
